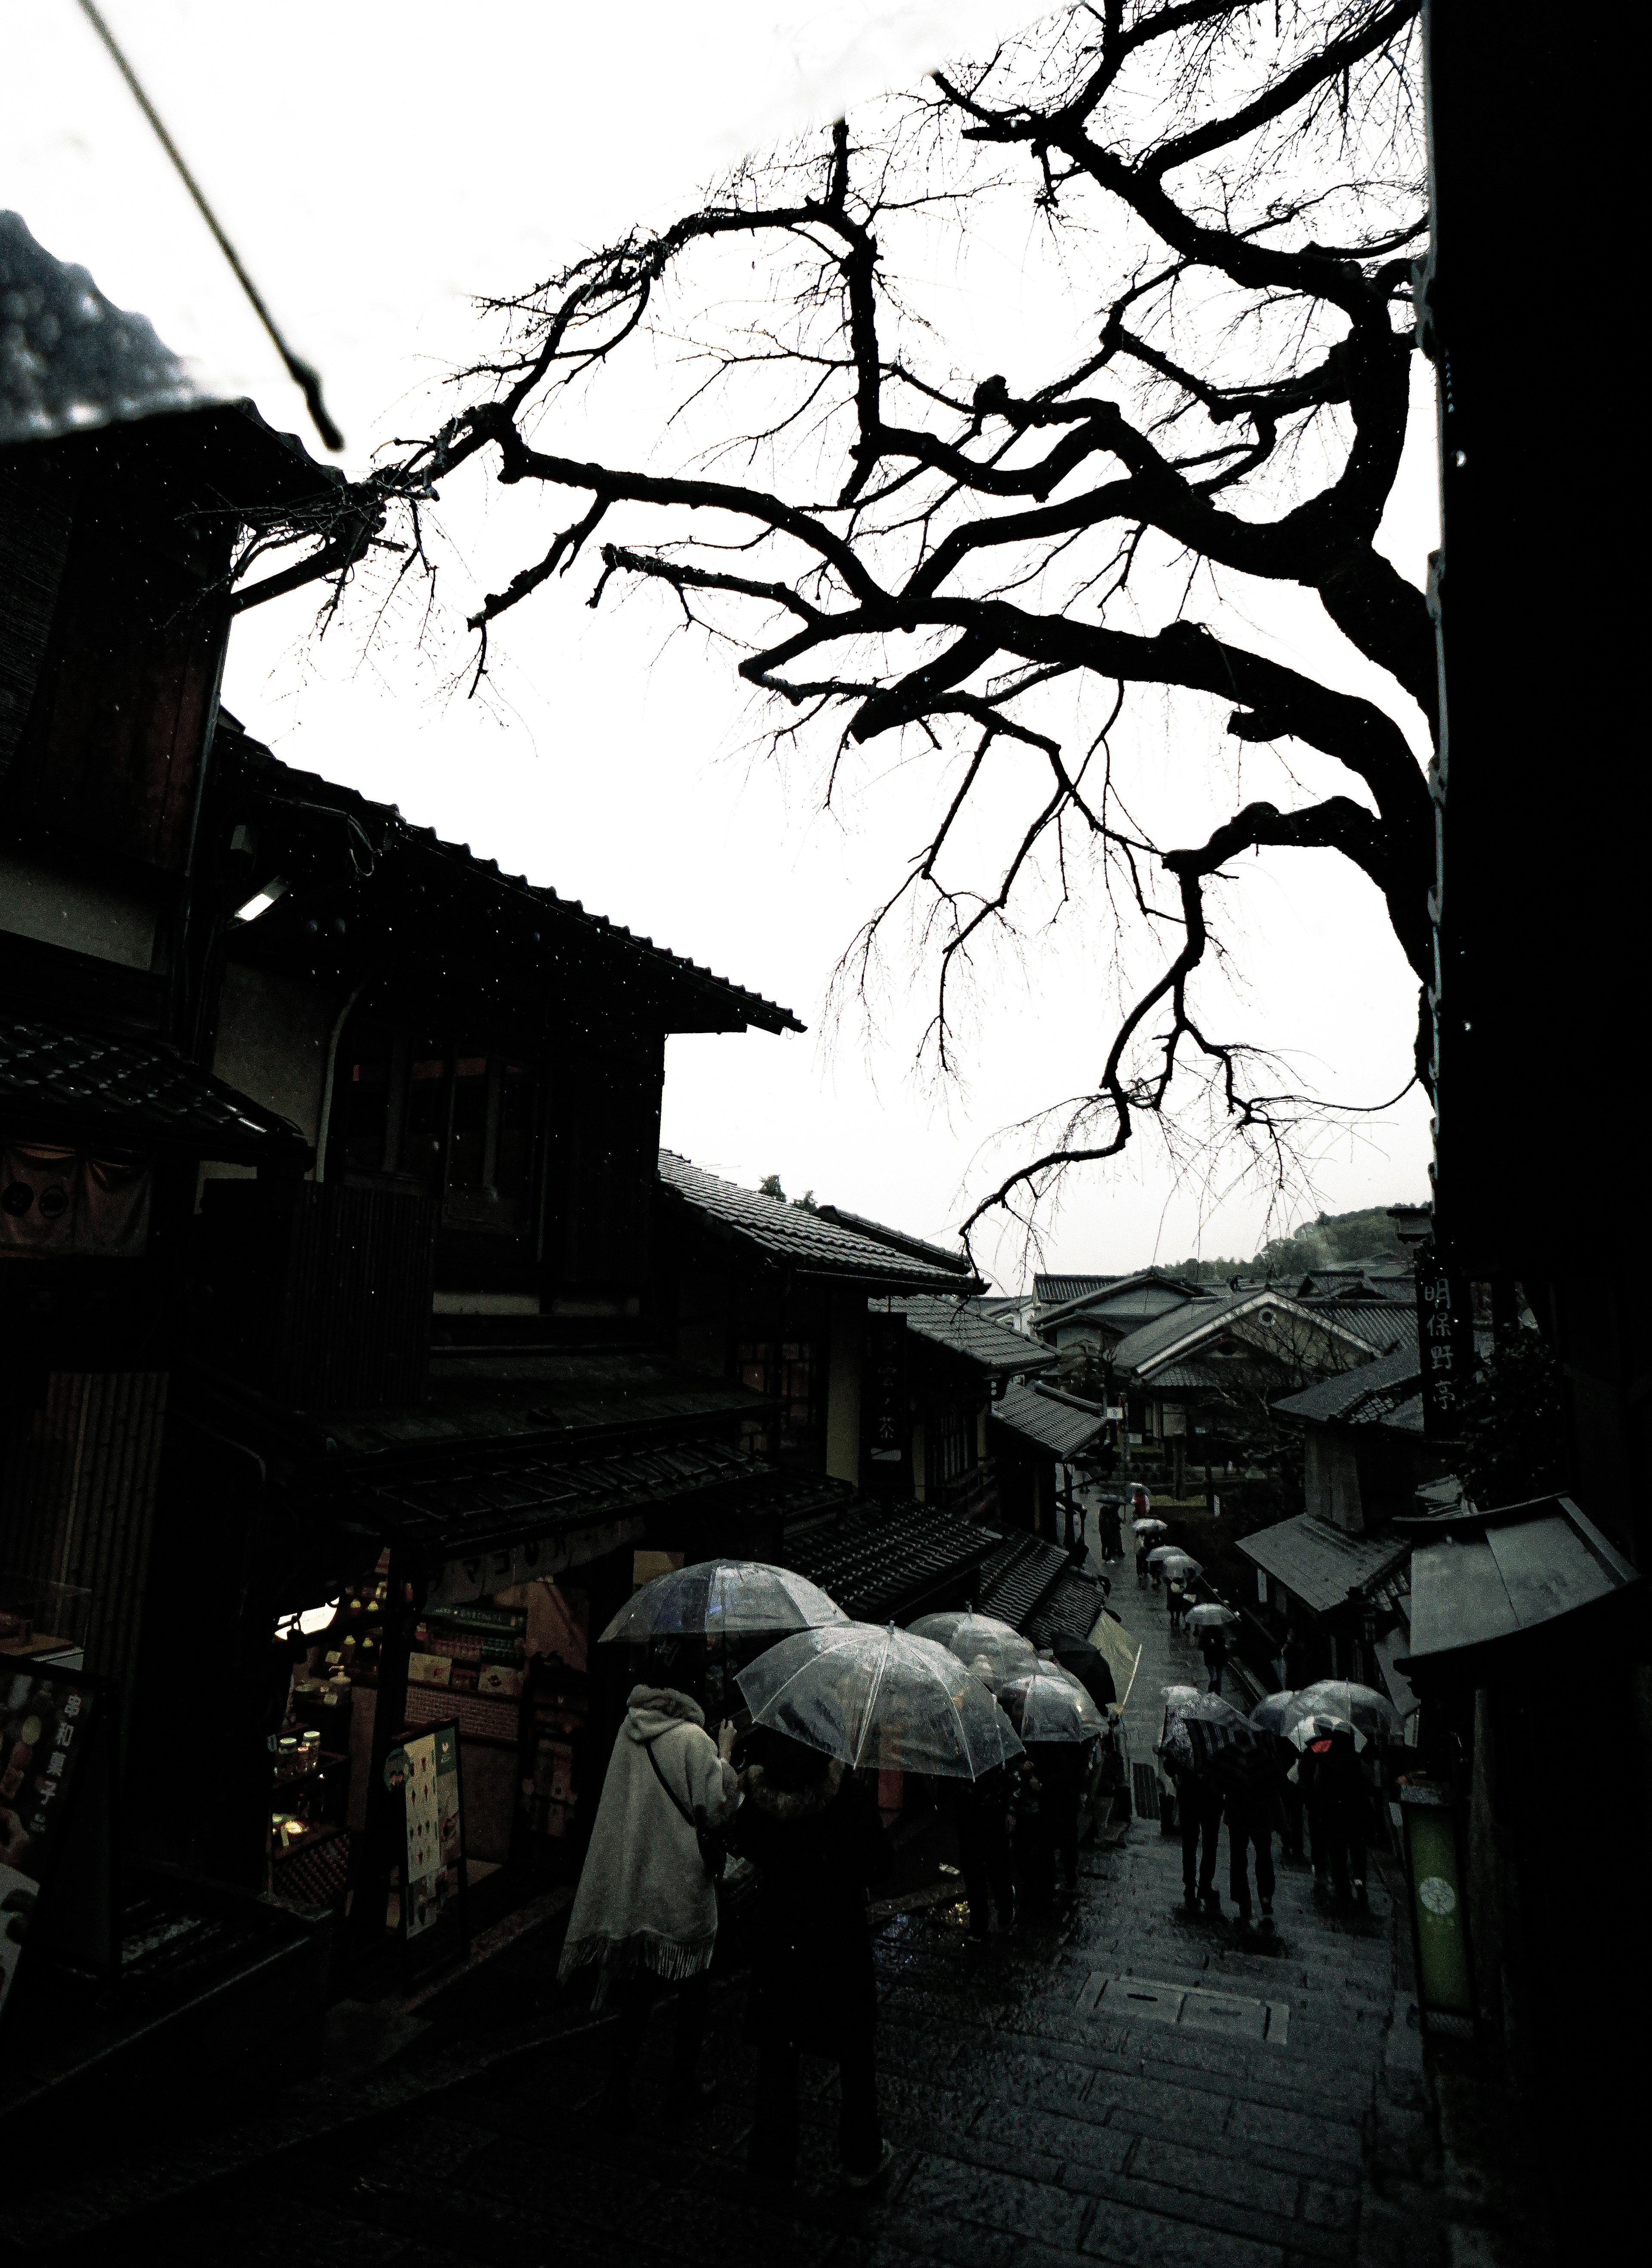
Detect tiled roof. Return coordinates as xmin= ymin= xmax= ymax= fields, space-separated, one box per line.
xmin=330 ymin=1345 xmax=767 ymax=1452
xmin=891 ymin=1297 xmax=1054 ymax=1376
xmin=343 ymin=1433 xmax=764 ymax=1558
xmin=1113 ymin=1289 xmax=1390 ymax=1381
xmin=991 ymin=1380 xmax=1106 ymax=1457
xmin=233 ymin=734 xmax=803 ymax=1039
xmin=0 ymin=1015 xmax=308 ymax=1163
xmin=1271 ymin=1341 xmax=1421 ymax=1426
xmin=1147 ymin=1360 xmax=1226 ymax=1392
xmin=1033 ymin=1273 xmax=1123 ymax=1307
xmin=658 ymin=1153 xmax=974 ymax=1291
xmin=780 ymin=1502 xmax=1001 ymax=1622
xmin=1023 ymin=1566 xmax=1109 ymax=1651
xmin=813 ymin=1206 xmax=971 ymax=1276
xmin=1035 ymin=1273 xmax=1204 ymax=1327
xmin=1237 ymin=1513 xmax=1412 ymax=1616
xmin=975 ymin=1531 xmax=1072 ymax=1629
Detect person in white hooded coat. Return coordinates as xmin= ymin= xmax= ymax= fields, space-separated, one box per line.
xmin=560 ymin=1682 xmax=740 ymax=2117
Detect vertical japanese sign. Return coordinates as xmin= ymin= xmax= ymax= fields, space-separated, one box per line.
xmin=0 ymin=1666 xmax=102 ymax=2028
xmin=391 ymin=1719 xmax=467 ymax=1962
xmin=861 ymin=1312 xmax=910 ymax=1496
xmin=1415 ymin=1240 xmax=1474 ymax=1438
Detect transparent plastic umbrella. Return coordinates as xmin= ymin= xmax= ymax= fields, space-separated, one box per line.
xmin=736 ymin=1622 xmax=1024 ymax=1779
xmin=1285 ymin=1680 xmax=1400 ymax=1741
xmin=999 ymin=1667 xmax=1106 ymax=1742
xmin=1133 ymin=1518 xmax=1167 ymax=1537
xmin=1288 ymin=1711 xmax=1367 ymax=1753
xmin=598 ymin=1559 xmax=847 ymax=1643
xmin=1157 ymin=1689 xmax=1251 ymax=1771
xmin=1249 ymin=1689 xmax=1297 ymax=1736
xmin=941 ymin=1614 xmax=1038 ymax=1690
xmin=906 ymin=1609 xmax=974 ymax=1647
xmin=1144 ymin=1544 xmax=1180 ymax=1567
xmin=1155 ymin=1552 xmax=1202 ymax=1582
xmin=1183 ymin=1603 xmax=1239 ymax=1632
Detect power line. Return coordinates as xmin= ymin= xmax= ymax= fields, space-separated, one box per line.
xmin=75 ymin=0 xmax=344 ymax=452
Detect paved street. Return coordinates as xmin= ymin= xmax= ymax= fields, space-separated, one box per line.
xmin=35 ymin=1546 xmax=1470 ymax=2268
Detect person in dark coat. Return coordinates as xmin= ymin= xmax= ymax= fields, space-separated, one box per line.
xmin=1052 ymin=1639 xmax=1116 ymax=1715
xmin=727 ymin=1732 xmax=895 ymax=2189
xmin=1018 ymin=1739 xmax=1088 ymax=1907
xmin=1134 ymin=1537 xmax=1150 ymax=1588
xmin=1224 ymin=1778 xmax=1282 ymax=1932
xmin=1169 ymin=1759 xmax=1222 ymax=1911
xmin=1198 ymin=1625 xmax=1227 ymax=1694
xmin=940 ymin=1762 xmax=1014 ymax=1940
xmin=1296 ymin=1725 xmax=1369 ymax=1903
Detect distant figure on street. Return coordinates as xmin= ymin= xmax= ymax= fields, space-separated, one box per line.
xmin=1297 ymin=1725 xmax=1370 ymax=1905
xmin=1134 ymin=1536 xmax=1150 ymax=1588
xmin=1281 ymin=1624 xmax=1314 ymax=1692
xmin=1165 ymin=1577 xmax=1186 ymax=1631
xmin=729 ymin=1732 xmax=895 ymax=2190
xmin=560 ymin=1681 xmax=740 ymax=2121
xmin=1199 ymin=1625 xmax=1227 ymax=1694
xmin=1097 ymin=1498 xmax=1124 ymax=1561
xmin=940 ymin=1761 xmax=1015 ymax=1941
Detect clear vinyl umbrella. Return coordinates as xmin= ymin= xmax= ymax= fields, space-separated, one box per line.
xmin=1133 ymin=1517 xmax=1168 ymax=1537
xmin=737 ymin=1622 xmax=1024 ymax=1779
xmin=1155 ymin=1551 xmax=1203 ymax=1583
xmin=1288 ymin=1711 xmax=1367 ymax=1753
xmin=999 ymin=1667 xmax=1106 ymax=1742
xmin=598 ymin=1559 xmax=847 ymax=1643
xmin=1249 ymin=1689 xmax=1297 ymax=1737
xmin=906 ymin=1608 xmax=974 ymax=1648
xmin=1285 ymin=1680 xmax=1401 ymax=1741
xmin=1183 ymin=1603 xmax=1239 ymax=1632
xmin=940 ymin=1614 xmax=1038 ymax=1690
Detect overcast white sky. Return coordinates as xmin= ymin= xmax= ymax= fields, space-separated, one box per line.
xmin=4 ymin=0 xmax=1435 ymax=1285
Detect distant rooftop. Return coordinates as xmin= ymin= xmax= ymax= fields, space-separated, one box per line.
xmin=814 ymin=1205 xmax=971 ymax=1277
xmin=889 ymin=1297 xmax=1054 ymax=1378
xmin=659 ymin=1153 xmax=974 ymax=1292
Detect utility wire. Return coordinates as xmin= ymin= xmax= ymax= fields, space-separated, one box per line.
xmin=75 ymin=0 xmax=344 ymax=452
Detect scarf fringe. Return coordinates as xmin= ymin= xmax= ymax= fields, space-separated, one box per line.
xmin=558 ymin=1927 xmax=717 ymax=2005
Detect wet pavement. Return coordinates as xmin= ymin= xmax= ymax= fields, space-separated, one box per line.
xmin=28 ymin=1529 xmax=1486 ymax=2268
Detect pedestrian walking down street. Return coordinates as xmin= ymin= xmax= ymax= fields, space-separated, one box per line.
xmin=728 ymin=1731 xmax=894 ymax=2190
xmin=1297 ymin=1725 xmax=1370 ymax=1904
xmin=559 ymin=1682 xmax=741 ymax=2121
xmin=1165 ymin=1577 xmax=1186 ymax=1633
xmin=1224 ymin=1783 xmax=1281 ymax=1933
xmin=1170 ymin=1763 xmax=1222 ymax=1912
xmin=1018 ymin=1738 xmax=1087 ymax=1908
xmin=1199 ymin=1625 xmax=1227 ymax=1694
xmin=940 ymin=1762 xmax=1015 ymax=1941
xmin=1097 ymin=1497 xmax=1124 ymax=1561
xmin=1134 ymin=1536 xmax=1150 ymax=1588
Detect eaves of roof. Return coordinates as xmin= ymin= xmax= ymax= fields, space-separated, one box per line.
xmin=658 ymin=1152 xmax=974 ymax=1291
xmin=1237 ymin=1512 xmax=1412 ymax=1617
xmin=814 ymin=1205 xmax=971 ymax=1276
xmin=890 ymin=1297 xmax=1053 ymax=1376
xmin=1271 ymin=1340 xmax=1423 ymax=1426
xmin=231 ymin=735 xmax=803 ymax=1039
xmin=991 ymin=1379 xmax=1105 ymax=1457
xmin=1116 ymin=1288 xmax=1388 ymax=1380
xmin=0 ymin=1014 xmax=309 ymax=1165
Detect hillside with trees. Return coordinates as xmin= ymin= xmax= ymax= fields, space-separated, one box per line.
xmin=1163 ymin=1205 xmax=1418 ymax=1285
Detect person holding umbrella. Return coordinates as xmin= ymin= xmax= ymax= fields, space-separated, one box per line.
xmin=1001 ymin=1666 xmax=1104 ymax=1910
xmin=1295 ymin=1718 xmax=1370 ymax=1905
xmin=940 ymin=1755 xmax=1016 ymax=1944
xmin=734 ymin=1621 xmax=1023 ymax=2186
xmin=560 ymin=1677 xmax=741 ymax=2122
xmin=728 ymin=1728 xmax=894 ymax=2190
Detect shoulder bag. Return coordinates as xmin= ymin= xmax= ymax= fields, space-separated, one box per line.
xmin=644 ymin=1731 xmax=727 ymax=1882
